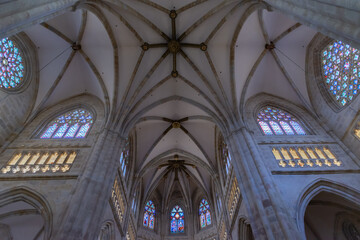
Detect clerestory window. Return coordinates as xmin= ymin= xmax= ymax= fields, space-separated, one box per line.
xmin=321 ymin=40 xmax=360 ymax=106
xmin=39 ymin=108 xmax=93 ymax=139
xmin=0 ymin=37 xmax=25 ymax=89
xmin=257 ymin=106 xmax=306 ymax=135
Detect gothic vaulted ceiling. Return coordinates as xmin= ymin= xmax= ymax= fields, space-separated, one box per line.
xmin=22 ymin=0 xmax=317 ymax=203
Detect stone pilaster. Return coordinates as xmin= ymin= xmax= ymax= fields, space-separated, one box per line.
xmin=265 ymin=0 xmax=360 ymax=49
xmin=226 ymin=126 xmax=302 ymax=240
xmin=0 ymin=0 xmax=78 ymax=38
xmin=53 ymin=129 xmax=124 ymax=240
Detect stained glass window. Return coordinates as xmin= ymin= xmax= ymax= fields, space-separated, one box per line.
xmin=0 ymin=37 xmax=24 ymax=89
xmin=40 ymin=109 xmax=93 ymax=139
xmin=143 ymin=200 xmax=155 ymax=229
xmin=119 ymin=138 xmax=130 ymax=177
xmin=170 ymin=205 xmax=184 ymax=233
xmin=321 ymin=40 xmax=360 ymax=106
xmin=257 ymin=106 xmax=306 ymax=135
xmin=219 ymin=138 xmax=232 ymax=176
xmin=199 ymin=199 xmax=211 ymax=228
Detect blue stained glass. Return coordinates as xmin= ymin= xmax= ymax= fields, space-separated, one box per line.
xmin=171 ymin=219 xmax=177 ymax=233
xmin=290 ymin=121 xmax=306 ymax=135
xmin=0 ymin=37 xmax=24 ymax=89
xmin=220 ymin=140 xmax=232 ymax=176
xmin=143 ymin=212 xmax=149 ymax=227
xmin=206 ymin=210 xmax=211 ymax=225
xmin=279 ymin=121 xmax=295 ymax=135
xmin=199 ymin=199 xmax=211 ymax=228
xmin=200 ymin=214 xmax=206 ymax=228
xmin=120 ymin=138 xmax=130 ymax=177
xmin=64 ymin=123 xmax=80 ymax=138
xmin=259 ymin=121 xmax=273 ymax=135
xmin=322 ymin=40 xmax=360 ymax=106
xmin=257 ymin=107 xmax=306 ymax=136
xmin=170 ymin=205 xmax=184 ymax=233
xmin=269 ymin=121 xmax=284 ymax=135
xmin=149 ymin=214 xmax=154 ymax=229
xmin=144 ymin=200 xmax=155 ymax=230
xmin=40 ymin=123 xmax=58 ymax=139
xmin=178 ymin=219 xmax=184 ymax=232
xmin=39 ymin=109 xmax=93 ymax=139
xmin=53 ymin=123 xmax=69 ymax=138
xmin=76 ymin=123 xmax=90 ymax=138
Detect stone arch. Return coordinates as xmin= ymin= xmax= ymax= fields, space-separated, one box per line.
xmin=26 ymin=94 xmax=105 ymax=140
xmin=244 ymin=93 xmax=326 ymax=137
xmin=296 ymin=179 xmax=360 ymax=239
xmin=238 ymin=217 xmax=254 ymax=240
xmin=0 ymin=186 xmax=53 ymax=240
xmin=97 ymin=219 xmax=115 ymax=240
xmin=0 ymin=32 xmax=39 ymax=147
xmin=306 ymin=33 xmax=360 ymax=159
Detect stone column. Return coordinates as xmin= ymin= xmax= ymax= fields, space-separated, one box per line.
xmin=265 ymin=0 xmax=360 ymax=49
xmin=53 ymin=128 xmax=124 ymax=240
xmin=226 ymin=126 xmax=302 ymax=240
xmin=0 ymin=0 xmax=78 ymax=38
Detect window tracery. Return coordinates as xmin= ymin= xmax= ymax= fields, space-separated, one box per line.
xmin=199 ymin=199 xmax=211 ymax=228
xmin=321 ymin=40 xmax=360 ymax=106
xmin=0 ymin=37 xmax=24 ymax=89
xmin=219 ymin=136 xmax=232 ymax=177
xmin=170 ymin=205 xmax=184 ymax=233
xmin=39 ymin=109 xmax=93 ymax=139
xmin=119 ymin=138 xmax=130 ymax=177
xmin=143 ymin=200 xmax=155 ymax=229
xmin=257 ymin=106 xmax=306 ymax=135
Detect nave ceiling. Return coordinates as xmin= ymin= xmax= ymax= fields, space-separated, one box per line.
xmin=21 ymin=0 xmax=317 ymax=203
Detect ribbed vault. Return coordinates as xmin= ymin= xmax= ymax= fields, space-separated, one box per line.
xmin=21 ymin=0 xmax=318 ymax=214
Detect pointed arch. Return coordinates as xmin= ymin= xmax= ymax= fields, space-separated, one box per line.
xmin=256 ymin=106 xmax=306 ymax=136
xmin=296 ymin=179 xmax=360 ymax=239
xmin=0 ymin=186 xmax=53 ymax=239
xmin=143 ymin=200 xmax=155 ymax=230
xmin=199 ymin=198 xmax=211 ymax=228
xmin=37 ymin=108 xmax=94 ymax=139
xmin=170 ymin=205 xmax=185 ymax=233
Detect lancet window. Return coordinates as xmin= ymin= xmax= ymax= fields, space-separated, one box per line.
xmin=0 ymin=37 xmax=24 ymax=89
xmin=219 ymin=137 xmax=232 ymax=176
xmin=39 ymin=109 xmax=93 ymax=139
xmin=257 ymin=106 xmax=306 ymax=135
xmin=199 ymin=199 xmax=211 ymax=228
xmin=321 ymin=40 xmax=360 ymax=106
xmin=170 ymin=205 xmax=184 ymax=233
xmin=119 ymin=138 xmax=130 ymax=177
xmin=143 ymin=200 xmax=155 ymax=229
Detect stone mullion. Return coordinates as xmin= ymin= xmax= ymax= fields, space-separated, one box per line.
xmin=226 ymin=127 xmax=301 ymax=240
xmin=53 ymin=129 xmax=123 ymax=240
xmin=0 ymin=0 xmax=78 ymax=38
xmin=265 ymin=0 xmax=360 ymax=49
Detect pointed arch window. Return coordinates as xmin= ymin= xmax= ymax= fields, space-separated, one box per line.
xmin=143 ymin=200 xmax=155 ymax=229
xmin=119 ymin=138 xmax=130 ymax=177
xmin=39 ymin=109 xmax=93 ymax=139
xmin=170 ymin=205 xmax=184 ymax=233
xmin=257 ymin=106 xmax=306 ymax=135
xmin=199 ymin=199 xmax=211 ymax=228
xmin=0 ymin=37 xmax=25 ymax=89
xmin=321 ymin=40 xmax=360 ymax=106
xmin=219 ymin=137 xmax=232 ymax=176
